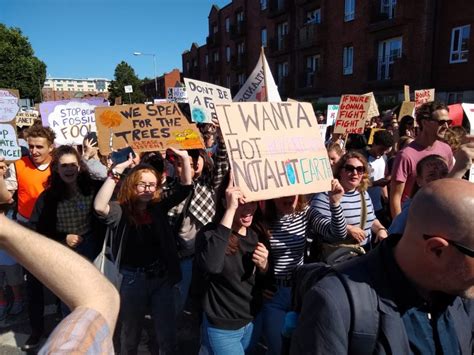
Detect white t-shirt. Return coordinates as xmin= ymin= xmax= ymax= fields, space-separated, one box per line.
xmin=367 ymin=154 xmax=386 ymax=211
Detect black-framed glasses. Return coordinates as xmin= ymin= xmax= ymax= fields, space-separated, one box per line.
xmin=136 ymin=182 xmax=158 ymax=192
xmin=343 ymin=164 xmax=365 ymax=175
xmin=423 ymin=234 xmax=474 ymax=257
xmin=424 ymin=118 xmax=452 ymax=126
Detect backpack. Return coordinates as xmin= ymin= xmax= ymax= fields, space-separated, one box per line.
xmin=282 ymin=260 xmax=380 ymax=355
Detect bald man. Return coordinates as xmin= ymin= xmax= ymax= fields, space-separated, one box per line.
xmin=291 ymin=179 xmax=474 ymax=354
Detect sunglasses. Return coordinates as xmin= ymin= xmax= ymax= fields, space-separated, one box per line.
xmin=343 ymin=164 xmax=365 ymax=174
xmin=423 ymin=234 xmax=474 ymax=258
xmin=424 ymin=118 xmax=452 ymax=126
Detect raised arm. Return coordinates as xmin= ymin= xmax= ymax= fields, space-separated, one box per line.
xmin=212 ymin=127 xmax=229 ymax=190
xmin=0 ymin=214 xmax=120 ymax=332
xmin=0 ymin=157 xmax=13 ymax=204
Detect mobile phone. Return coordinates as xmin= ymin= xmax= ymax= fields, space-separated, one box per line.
xmin=84 ymin=131 xmax=98 ymax=144
xmin=111 ymin=147 xmax=136 ymax=165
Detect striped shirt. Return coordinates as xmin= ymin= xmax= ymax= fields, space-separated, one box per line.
xmin=310 ymin=190 xmax=376 ymax=246
xmin=39 ymin=307 xmax=113 ymax=354
xmin=269 ymin=206 xmax=315 ymax=280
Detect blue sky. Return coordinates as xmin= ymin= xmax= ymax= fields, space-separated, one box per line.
xmin=1 ymin=0 xmax=229 ymax=80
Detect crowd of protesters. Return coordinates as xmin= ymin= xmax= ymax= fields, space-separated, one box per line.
xmin=0 ymin=100 xmax=473 ymax=354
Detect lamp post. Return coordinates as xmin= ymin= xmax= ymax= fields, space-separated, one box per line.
xmin=133 ymin=51 xmax=158 ymax=99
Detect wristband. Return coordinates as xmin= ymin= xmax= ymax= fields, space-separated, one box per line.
xmin=108 ymin=169 xmax=122 ymax=183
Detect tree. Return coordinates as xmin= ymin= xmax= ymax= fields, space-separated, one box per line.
xmin=108 ymin=61 xmax=146 ymax=104
xmin=0 ymin=24 xmax=47 ymax=102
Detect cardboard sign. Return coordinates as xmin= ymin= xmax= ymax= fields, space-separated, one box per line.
xmin=414 ymin=88 xmax=435 ymax=108
xmin=327 ymin=105 xmax=339 ymax=126
xmin=399 ymin=101 xmax=416 ymax=120
xmin=40 ymin=99 xmax=108 ymax=145
xmin=16 ymin=111 xmax=39 ymax=127
xmin=0 ymin=123 xmax=21 ymax=161
xmin=95 ymin=103 xmax=204 ymax=155
xmin=404 ymin=85 xmax=410 ymax=102
xmin=462 ymin=103 xmax=474 ymax=132
xmin=216 ymin=102 xmax=332 ymax=202
xmin=368 ymin=128 xmax=385 ymax=145
xmin=184 ymin=78 xmax=232 ymax=123
xmin=363 ymin=92 xmax=380 ymax=119
xmin=0 ymin=89 xmax=20 ymax=123
xmin=333 ymin=95 xmax=371 ymax=135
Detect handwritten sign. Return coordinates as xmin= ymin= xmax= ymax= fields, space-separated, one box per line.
xmin=216 ymin=102 xmax=332 ymax=201
xmin=363 ymin=92 xmax=380 ymax=119
xmin=0 ymin=89 xmax=20 ymax=123
xmin=95 ymin=103 xmax=204 ymax=155
xmin=399 ymin=101 xmax=415 ymax=120
xmin=40 ymin=99 xmax=108 ymax=145
xmin=333 ymin=95 xmax=371 ymax=135
xmin=0 ymin=124 xmax=21 ymax=161
xmin=414 ymin=88 xmax=435 ymax=108
xmin=16 ymin=111 xmax=39 ymax=127
xmin=167 ymin=87 xmax=188 ymax=103
xmin=327 ymin=105 xmax=339 ymax=126
xmin=462 ymin=103 xmax=474 ymax=183
xmin=184 ymin=78 xmax=231 ymax=123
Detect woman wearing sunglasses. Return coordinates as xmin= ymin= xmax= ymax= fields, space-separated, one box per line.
xmin=94 ymin=148 xmax=192 ymax=355
xmin=310 ymin=151 xmax=388 ymax=254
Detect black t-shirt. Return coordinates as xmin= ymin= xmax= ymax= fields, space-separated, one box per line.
xmin=121 ymin=221 xmax=160 ymax=268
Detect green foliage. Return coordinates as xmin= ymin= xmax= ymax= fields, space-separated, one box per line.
xmin=0 ymin=24 xmax=47 ymax=102
xmin=108 ymin=61 xmax=146 ymax=104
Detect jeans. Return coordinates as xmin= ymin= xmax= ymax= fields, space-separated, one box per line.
xmin=175 ymin=257 xmax=193 ymax=313
xmin=119 ymin=268 xmax=177 ymax=355
xmin=253 ymin=286 xmax=291 ymax=355
xmin=25 ymin=271 xmax=44 ymax=336
xmin=200 ymin=314 xmax=255 ymax=355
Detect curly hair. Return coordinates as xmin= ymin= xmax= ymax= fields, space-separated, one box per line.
xmin=117 ymin=164 xmax=162 ymax=225
xmin=415 ymin=101 xmax=449 ymax=130
xmin=48 ymin=145 xmax=92 ymax=200
xmin=443 ymin=126 xmax=467 ymax=152
xmin=333 ymin=151 xmax=370 ymax=192
xmin=25 ymin=123 xmax=56 ymax=146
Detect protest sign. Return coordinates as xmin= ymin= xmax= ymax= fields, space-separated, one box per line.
xmin=368 ymin=128 xmax=385 ymax=145
xmin=95 ymin=103 xmax=204 ymax=155
xmin=333 ymin=95 xmax=371 ymax=135
xmin=327 ymin=105 xmax=339 ymax=126
xmin=167 ymin=87 xmax=188 ymax=103
xmin=184 ymin=78 xmax=231 ymax=123
xmin=0 ymin=89 xmax=20 ymax=123
xmin=16 ymin=110 xmax=39 ymax=127
xmin=414 ymin=88 xmax=435 ymax=108
xmin=404 ymin=85 xmax=410 ymax=102
xmin=0 ymin=123 xmax=21 ymax=161
xmin=216 ymin=102 xmax=332 ymax=201
xmin=363 ymin=92 xmax=380 ymax=119
xmin=462 ymin=103 xmax=474 ymax=183
xmin=399 ymin=101 xmax=415 ymax=120
xmin=40 ymin=98 xmax=108 ymax=145
xmin=447 ymin=104 xmax=464 ymax=127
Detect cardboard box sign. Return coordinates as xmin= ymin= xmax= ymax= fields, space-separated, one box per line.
xmin=216 ymin=101 xmax=333 ymax=202
xmin=333 ymin=94 xmax=371 ymax=135
xmin=414 ymin=88 xmax=435 ymax=108
xmin=95 ymin=103 xmax=204 ymax=155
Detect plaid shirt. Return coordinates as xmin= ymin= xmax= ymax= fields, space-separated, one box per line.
xmin=167 ymin=137 xmax=229 ymax=229
xmin=56 ymin=193 xmax=94 ymax=235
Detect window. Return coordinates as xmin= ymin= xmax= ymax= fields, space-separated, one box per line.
xmin=260 ymin=0 xmax=267 ymax=10
xmin=306 ymin=8 xmax=321 ymax=24
xmin=186 ymin=61 xmax=190 ymax=71
xmin=213 ymin=51 xmax=219 ymax=62
xmin=344 ymin=0 xmax=355 ymax=21
xmin=238 ymin=73 xmax=246 ymax=85
xmin=213 ymin=24 xmax=218 ymax=34
xmin=277 ymin=0 xmax=285 ymax=10
xmin=237 ymin=42 xmax=245 ymax=55
xmin=205 ymin=54 xmax=209 ymax=66
xmin=343 ymin=46 xmax=353 ymax=75
xmin=306 ymin=55 xmax=320 ymax=87
xmin=226 ymin=75 xmax=231 ymax=88
xmin=226 ymin=46 xmax=231 ymax=62
xmin=277 ymin=62 xmax=289 ymax=86
xmin=277 ymin=22 xmax=288 ymax=50
xmin=193 ymin=59 xmax=198 ymax=68
xmin=68 ymin=84 xmax=74 ymax=87
xmin=450 ymin=25 xmax=470 ymax=63
xmin=377 ymin=37 xmax=402 ymax=79
xmin=381 ymin=0 xmax=396 ymax=19
xmin=237 ymin=11 xmax=244 ymax=23
xmin=225 ymin=17 xmax=230 ymax=33
xmin=447 ymin=92 xmax=463 ymax=104
xmin=261 ymin=28 xmax=267 ymax=47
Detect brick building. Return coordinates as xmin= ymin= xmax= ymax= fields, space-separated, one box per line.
xmin=140 ymin=68 xmax=183 ymax=100
xmin=182 ymin=0 xmax=473 ymax=107
xmin=42 ymin=77 xmax=110 ymax=101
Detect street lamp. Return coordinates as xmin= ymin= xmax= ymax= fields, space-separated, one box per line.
xmin=133 ymin=51 xmax=158 ymax=99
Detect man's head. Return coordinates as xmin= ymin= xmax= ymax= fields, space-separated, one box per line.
xmin=370 ymin=130 xmax=394 ymax=158
xmin=398 ymin=179 xmax=474 ymax=298
xmin=25 ymin=124 xmax=55 ymax=165
xmin=416 ymin=102 xmax=452 ymax=140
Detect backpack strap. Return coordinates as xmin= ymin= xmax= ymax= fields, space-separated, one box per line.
xmin=333 ymin=262 xmax=380 ymax=355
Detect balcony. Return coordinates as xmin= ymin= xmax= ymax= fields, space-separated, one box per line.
xmin=270 ymin=35 xmax=291 ymax=55
xmin=367 ymin=55 xmax=410 ymax=89
xmin=206 ymin=34 xmax=221 ymax=47
xmin=231 ymin=54 xmax=247 ymax=70
xmin=268 ymin=0 xmax=289 ymax=18
xmin=298 ymin=23 xmax=326 ymax=49
xmin=230 ymin=21 xmax=246 ymax=39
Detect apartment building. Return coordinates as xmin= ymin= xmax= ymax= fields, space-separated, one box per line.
xmin=42 ymin=77 xmax=111 ymax=101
